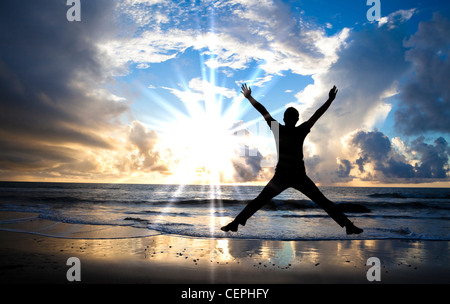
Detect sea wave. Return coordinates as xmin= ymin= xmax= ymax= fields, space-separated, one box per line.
xmin=146 ymin=223 xmax=448 ymax=241
xmin=1 ymin=210 xmax=448 ymax=241
xmin=144 ymin=198 xmax=450 ymax=212
xmin=3 ymin=195 xmax=450 ymax=213
xmin=280 ymin=213 xmax=450 ymax=221
xmin=368 ymin=192 xmax=450 ymax=199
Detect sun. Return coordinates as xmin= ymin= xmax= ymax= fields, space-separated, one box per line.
xmin=141 ymin=52 xmax=281 ymax=186
xmin=161 ymin=91 xmax=241 ymax=185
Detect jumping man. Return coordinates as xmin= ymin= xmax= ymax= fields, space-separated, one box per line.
xmin=221 ymin=84 xmax=363 ymax=235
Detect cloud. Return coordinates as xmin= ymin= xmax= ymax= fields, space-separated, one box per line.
xmin=0 ymin=1 xmax=128 ymax=174
xmin=163 ymin=77 xmax=237 ymax=103
xmin=348 ymin=130 xmax=449 ymax=182
xmin=1 ymin=1 xmax=447 ymax=186
xmin=236 ymin=75 xmax=274 ymax=88
xmin=0 ymin=137 xmax=77 ymax=171
xmin=99 ymin=29 xmax=190 ymax=73
xmin=378 ymin=8 xmax=417 ymax=29
xmin=218 ymin=0 xmax=350 ymax=75
xmin=128 ymin=121 xmax=168 ymax=171
xmin=188 ymin=78 xmax=237 ymax=99
xmin=286 ymin=14 xmax=413 ymax=183
xmin=411 ymin=136 xmax=450 ymax=179
xmin=232 ymin=149 xmax=264 ymax=182
xmin=395 ymin=13 xmax=450 ymax=135
xmin=0 ymin=0 xmax=169 ymax=182
xmin=104 ymin=0 xmax=349 ymax=78
xmin=351 ymin=130 xmax=414 ymax=180
xmin=293 ymin=20 xmax=410 ymax=125
xmin=335 ymin=158 xmax=353 ymax=182
xmin=280 ymin=10 xmax=449 ymax=185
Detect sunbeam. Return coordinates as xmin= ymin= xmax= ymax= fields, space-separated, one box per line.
xmin=144 ymin=61 xmax=280 ymax=235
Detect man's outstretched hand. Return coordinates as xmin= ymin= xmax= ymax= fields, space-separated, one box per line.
xmin=241 ymin=83 xmax=252 ymax=99
xmin=329 ymin=85 xmax=338 ymax=101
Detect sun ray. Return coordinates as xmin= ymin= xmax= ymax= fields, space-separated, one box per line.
xmin=134 ymin=6 xmax=293 ymax=235
xmin=139 ymin=55 xmax=290 ymax=233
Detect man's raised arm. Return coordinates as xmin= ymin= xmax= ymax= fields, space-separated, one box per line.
xmin=306 ymin=85 xmax=338 ymax=128
xmin=241 ymin=83 xmax=275 ymax=126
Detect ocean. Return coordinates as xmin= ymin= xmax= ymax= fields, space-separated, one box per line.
xmin=0 ymin=182 xmax=449 ymax=241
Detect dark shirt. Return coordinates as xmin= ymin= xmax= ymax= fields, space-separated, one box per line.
xmin=270 ymin=121 xmax=311 ymax=173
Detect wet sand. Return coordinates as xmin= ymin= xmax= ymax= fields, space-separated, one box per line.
xmin=0 ymin=212 xmax=449 ymax=286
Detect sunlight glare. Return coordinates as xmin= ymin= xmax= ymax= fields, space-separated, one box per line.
xmin=162 ymin=88 xmax=239 ymax=185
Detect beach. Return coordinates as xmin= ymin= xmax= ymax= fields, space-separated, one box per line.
xmin=1 ymin=212 xmax=449 ymax=286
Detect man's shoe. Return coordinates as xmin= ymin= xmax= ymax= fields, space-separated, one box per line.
xmin=346 ymin=223 xmax=363 ymax=235
xmin=221 ymin=221 xmax=239 ymax=232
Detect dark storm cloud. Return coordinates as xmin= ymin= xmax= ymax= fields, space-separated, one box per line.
xmin=336 ymin=159 xmax=353 ymax=179
xmin=395 ymin=13 xmax=450 ymax=135
xmin=352 ymin=130 xmax=392 ymax=171
xmin=411 ymin=136 xmax=450 ymax=178
xmin=296 ymin=15 xmax=413 ymax=183
xmin=351 ymin=130 xmax=417 ymax=179
xmin=0 ymin=0 xmax=127 ymax=173
xmin=0 ymin=137 xmax=76 ymax=171
xmin=351 ymin=130 xmax=449 ymax=182
xmin=320 ymin=18 xmax=411 ymax=118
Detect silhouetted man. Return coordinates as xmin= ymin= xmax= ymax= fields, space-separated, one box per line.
xmin=221 ymin=84 xmax=363 ymax=235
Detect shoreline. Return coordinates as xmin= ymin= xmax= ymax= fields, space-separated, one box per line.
xmin=1 ymin=212 xmax=449 ymax=284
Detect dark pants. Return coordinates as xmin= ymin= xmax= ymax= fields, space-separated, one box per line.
xmin=234 ymin=170 xmax=351 ymax=228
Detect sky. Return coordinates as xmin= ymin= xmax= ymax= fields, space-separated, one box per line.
xmin=0 ymin=0 xmax=449 ymax=187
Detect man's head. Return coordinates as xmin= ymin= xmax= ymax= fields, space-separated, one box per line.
xmin=284 ymin=107 xmax=299 ymax=127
